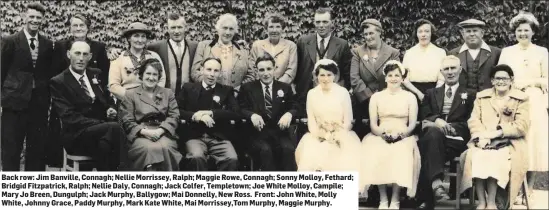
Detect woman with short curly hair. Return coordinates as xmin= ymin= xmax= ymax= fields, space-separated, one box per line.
xmin=498 ymin=12 xmax=548 ymax=205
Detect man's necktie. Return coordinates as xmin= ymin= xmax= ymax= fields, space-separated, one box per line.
xmin=30 ymin=38 xmax=36 ymax=50
xmin=79 ymin=75 xmax=92 ymax=99
xmin=446 ymin=87 xmax=453 ymax=98
xmin=319 ymin=38 xmax=325 ymax=57
xmin=264 ymin=85 xmax=272 ymax=118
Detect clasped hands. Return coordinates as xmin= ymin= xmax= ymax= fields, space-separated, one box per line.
xmin=192 ymin=110 xmax=215 ymax=128
xmin=250 ymin=112 xmax=292 ymax=131
xmin=474 ymin=130 xmax=503 ymax=149
xmin=106 ymin=108 xmax=117 ymax=120
xmin=140 ymin=128 xmax=165 ymax=142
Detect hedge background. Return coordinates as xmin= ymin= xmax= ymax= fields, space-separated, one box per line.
xmin=1 ymin=0 xmax=548 ymax=58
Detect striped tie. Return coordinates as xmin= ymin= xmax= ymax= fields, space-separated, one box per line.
xmin=264 ymin=85 xmax=272 ymax=118
xmin=79 ymin=75 xmax=92 ymax=99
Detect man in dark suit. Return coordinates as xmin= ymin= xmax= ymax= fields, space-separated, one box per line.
xmin=1 ymin=3 xmax=54 ymax=171
xmin=238 ymin=53 xmax=299 ymax=171
xmin=50 ymin=41 xmax=125 ymax=171
xmin=147 ymin=12 xmax=198 ymax=95
xmin=176 ymin=57 xmax=240 ymax=171
xmin=48 ymin=13 xmax=111 ymax=168
xmin=294 ymin=7 xmax=352 ymax=112
xmin=448 ymin=19 xmax=501 ymax=93
xmin=416 ymin=55 xmax=477 ymax=209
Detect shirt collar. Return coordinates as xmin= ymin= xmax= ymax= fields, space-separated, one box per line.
xmin=201 ymin=81 xmax=216 ymax=89
xmin=316 ymin=33 xmax=331 ymax=44
xmin=23 ymin=28 xmax=38 ymax=42
xmin=458 ymin=41 xmax=491 ymax=53
xmin=169 ymin=39 xmax=185 ymax=47
xmin=69 ymin=66 xmax=87 ymax=80
xmin=445 ymin=83 xmax=459 ymax=93
xmin=260 ymin=81 xmax=273 ymax=89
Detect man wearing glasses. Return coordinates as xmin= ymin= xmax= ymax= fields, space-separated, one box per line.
xmin=415 ymin=55 xmax=477 ymax=209
xmin=448 ymin=19 xmax=501 ymax=93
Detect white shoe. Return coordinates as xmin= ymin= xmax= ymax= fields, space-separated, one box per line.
xmin=388 ymin=201 xmax=400 ymax=209
xmin=378 ymin=201 xmax=389 ymax=209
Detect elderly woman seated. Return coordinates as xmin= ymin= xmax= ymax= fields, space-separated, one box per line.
xmin=459 ymin=64 xmax=530 ymax=210
xmin=119 ymin=58 xmax=182 ymax=171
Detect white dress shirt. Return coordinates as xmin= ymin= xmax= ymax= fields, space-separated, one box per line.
xmin=445 ymin=83 xmax=459 ymax=98
xmin=316 ymin=33 xmax=331 ymax=50
xmin=169 ymin=39 xmax=185 ymax=57
xmin=202 ymin=81 xmax=216 ymax=90
xmin=260 ymin=81 xmax=273 ymax=98
xmin=458 ymin=41 xmax=492 ymax=60
xmin=70 ymin=67 xmax=96 ymax=99
xmin=23 ymin=28 xmax=39 ymax=49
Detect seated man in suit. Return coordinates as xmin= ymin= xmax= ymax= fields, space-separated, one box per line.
xmin=238 ymin=53 xmax=299 ymax=171
xmin=416 ymin=55 xmax=477 ymax=208
xmin=50 ymin=41 xmax=125 ymax=171
xmin=177 ymin=57 xmax=241 ymax=171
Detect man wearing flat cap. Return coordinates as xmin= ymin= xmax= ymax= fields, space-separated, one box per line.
xmin=448 ymin=19 xmax=501 ymax=93
xmin=294 ymin=7 xmax=352 ymax=115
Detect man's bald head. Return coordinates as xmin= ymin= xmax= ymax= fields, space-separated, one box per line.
xmin=67 ymin=41 xmax=92 ymax=73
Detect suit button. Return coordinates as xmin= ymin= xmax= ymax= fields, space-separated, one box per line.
xmin=232 ymin=71 xmax=235 ymax=74
xmin=497 ymin=114 xmax=499 ymax=117
xmin=232 ymin=80 xmax=235 ymax=83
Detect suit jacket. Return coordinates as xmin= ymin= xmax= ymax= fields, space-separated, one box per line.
xmin=448 ymin=45 xmax=501 ymax=92
xmin=50 ymin=68 xmax=115 ymax=148
xmin=1 ymin=30 xmax=54 ymax=110
xmin=420 ymin=84 xmax=476 ymax=141
xmin=176 ymin=82 xmax=240 ymax=141
xmin=51 ymin=38 xmax=110 ymax=88
xmin=248 ymin=39 xmax=297 ymax=83
xmin=238 ymin=80 xmax=299 ymax=135
xmin=147 ymin=39 xmax=198 ymax=92
xmin=119 ymin=86 xmax=179 ymax=142
xmin=190 ymin=37 xmax=254 ymax=88
xmin=295 ymin=34 xmax=352 ymax=99
xmin=350 ymin=42 xmax=400 ymax=103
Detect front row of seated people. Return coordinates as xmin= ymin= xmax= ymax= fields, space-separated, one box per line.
xmin=53 ymin=40 xmax=529 ymax=209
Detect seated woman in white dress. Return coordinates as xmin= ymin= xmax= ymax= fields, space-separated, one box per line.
xmin=360 ymin=60 xmax=421 ymax=209
xmin=295 ymin=59 xmax=361 ymax=173
xmin=460 ymin=64 xmax=530 ymax=210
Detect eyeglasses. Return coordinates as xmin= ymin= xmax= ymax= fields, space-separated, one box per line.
xmin=492 ymin=77 xmax=511 ymax=82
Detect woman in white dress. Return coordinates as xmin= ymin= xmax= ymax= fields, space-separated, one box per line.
xmin=498 ymin=12 xmax=548 ymax=204
xmin=295 ymin=59 xmax=361 ymax=173
xmin=359 ymin=60 xmax=421 ymax=209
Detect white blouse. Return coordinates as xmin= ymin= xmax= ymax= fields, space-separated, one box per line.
xmin=403 ymin=43 xmax=446 ymax=83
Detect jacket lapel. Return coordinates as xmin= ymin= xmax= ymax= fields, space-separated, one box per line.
xmin=17 ymin=31 xmax=32 ymax=63
xmin=191 ymin=83 xmax=202 ymax=108
xmin=271 ymin=81 xmax=282 ymax=116
xmin=37 ymin=35 xmax=49 ymax=63
xmin=373 ymin=42 xmax=392 ymax=72
xmin=324 ymin=38 xmax=340 ymax=60
xmin=357 ymin=45 xmax=378 ymax=80
xmin=434 ymin=86 xmax=445 ymax=113
xmin=477 ymin=49 xmax=491 ymax=68
xmin=231 ymin=46 xmax=242 ymax=70
xmin=448 ymin=85 xmax=465 ymax=118
xmin=63 ymin=70 xmax=92 ymax=103
xmin=263 ymin=39 xmax=288 ymax=58
xmin=137 ymin=86 xmax=162 ymax=112
xmin=306 ymin=37 xmax=317 ymax=64
xmin=458 ymin=51 xmax=468 ymax=72
xmin=252 ymin=81 xmax=267 ymax=114
xmin=86 ymin=70 xmax=107 ymax=105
